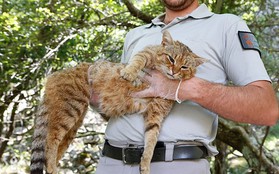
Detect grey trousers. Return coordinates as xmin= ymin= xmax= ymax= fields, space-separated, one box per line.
xmin=95 ymin=156 xmax=211 ymax=174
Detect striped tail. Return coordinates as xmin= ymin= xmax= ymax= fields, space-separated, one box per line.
xmin=30 ymin=101 xmax=48 ymax=174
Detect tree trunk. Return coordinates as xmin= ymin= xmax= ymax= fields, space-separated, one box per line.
xmin=214 ymin=140 xmax=228 ymax=174
xmin=214 ymin=0 xmax=223 ymax=13
xmin=217 ymin=118 xmax=279 ymax=173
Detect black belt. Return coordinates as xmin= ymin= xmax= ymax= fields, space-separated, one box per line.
xmin=102 ymin=140 xmax=208 ymax=164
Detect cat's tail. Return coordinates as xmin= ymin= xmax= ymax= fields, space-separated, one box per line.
xmin=30 ymin=99 xmax=48 ymax=174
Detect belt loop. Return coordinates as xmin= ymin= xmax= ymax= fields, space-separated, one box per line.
xmin=164 ymin=142 xmax=175 ymax=162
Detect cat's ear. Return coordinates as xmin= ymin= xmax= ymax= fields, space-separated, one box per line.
xmin=161 ymin=30 xmax=174 ymax=46
xmin=195 ymin=56 xmax=208 ymax=66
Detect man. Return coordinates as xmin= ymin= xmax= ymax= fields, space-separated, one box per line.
xmin=95 ymin=0 xmax=279 ymax=173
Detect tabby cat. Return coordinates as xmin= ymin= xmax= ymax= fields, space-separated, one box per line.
xmin=30 ymin=31 xmax=207 ymax=174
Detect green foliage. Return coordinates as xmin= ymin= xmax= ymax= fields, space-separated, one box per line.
xmin=140 ymin=0 xmax=164 ymax=16
xmin=0 ymin=0 xmax=137 ymax=172
xmin=266 ymin=124 xmax=279 ymax=163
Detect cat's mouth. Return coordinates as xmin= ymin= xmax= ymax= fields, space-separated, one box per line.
xmin=166 ymin=73 xmax=182 ymax=80
xmin=166 ymin=73 xmax=175 ymax=79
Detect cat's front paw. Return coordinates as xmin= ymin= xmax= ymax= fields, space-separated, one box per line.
xmin=140 ymin=158 xmax=150 ymax=174
xmin=120 ymin=68 xmax=138 ymax=82
xmin=139 ymin=165 xmax=150 ymax=174
xmin=132 ymin=78 xmax=142 ymax=87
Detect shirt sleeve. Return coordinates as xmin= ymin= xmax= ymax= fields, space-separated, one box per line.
xmin=120 ymin=31 xmax=132 ymax=64
xmin=120 ymin=28 xmax=140 ymax=64
xmin=223 ymin=18 xmax=270 ymax=86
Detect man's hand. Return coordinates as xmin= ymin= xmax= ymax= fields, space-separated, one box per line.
xmin=131 ymin=70 xmax=180 ymax=100
xmin=131 ymin=69 xmax=278 ymax=125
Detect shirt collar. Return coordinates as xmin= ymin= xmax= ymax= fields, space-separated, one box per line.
xmin=188 ymin=4 xmax=214 ymax=19
xmin=147 ymin=4 xmax=214 ymax=28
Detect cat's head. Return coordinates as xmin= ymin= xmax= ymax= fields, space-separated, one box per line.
xmin=157 ymin=30 xmax=207 ymax=80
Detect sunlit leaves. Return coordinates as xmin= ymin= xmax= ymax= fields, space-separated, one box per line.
xmin=0 ymin=12 xmax=20 ymax=32
xmin=140 ymin=0 xmax=164 ymax=16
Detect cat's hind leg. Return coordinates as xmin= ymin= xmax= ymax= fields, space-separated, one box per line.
xmin=56 ymin=116 xmax=85 ymax=164
xmin=45 ymin=107 xmax=87 ymax=173
xmin=45 ymin=125 xmax=67 ymax=174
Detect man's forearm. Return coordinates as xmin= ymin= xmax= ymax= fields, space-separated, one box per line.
xmin=179 ymin=78 xmax=279 ymax=125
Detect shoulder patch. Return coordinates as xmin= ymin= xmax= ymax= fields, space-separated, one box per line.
xmin=238 ymin=31 xmax=261 ymax=56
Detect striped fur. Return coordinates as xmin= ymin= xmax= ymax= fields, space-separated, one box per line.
xmin=30 ymin=31 xmax=206 ymax=174
xmin=119 ymin=31 xmax=207 ymax=174
xmin=30 ymin=63 xmax=91 ymax=174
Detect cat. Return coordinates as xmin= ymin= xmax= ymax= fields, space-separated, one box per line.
xmin=30 ymin=30 xmax=207 ymax=174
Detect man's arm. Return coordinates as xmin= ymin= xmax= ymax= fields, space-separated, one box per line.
xmin=184 ymin=77 xmax=278 ymax=125
xmin=132 ymin=70 xmax=279 ymax=126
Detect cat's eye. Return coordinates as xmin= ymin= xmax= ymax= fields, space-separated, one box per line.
xmin=167 ymin=55 xmax=175 ymax=64
xmin=181 ymin=65 xmax=188 ymax=70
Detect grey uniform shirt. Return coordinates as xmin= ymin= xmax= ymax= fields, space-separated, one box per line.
xmin=105 ymin=4 xmax=270 ymax=156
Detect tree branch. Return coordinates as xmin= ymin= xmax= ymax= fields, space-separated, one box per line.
xmin=122 ymin=0 xmax=154 ymax=23
xmin=0 ymin=93 xmax=24 ymax=159
xmin=30 ymin=33 xmax=77 ymax=77
xmin=217 ymin=118 xmax=279 ymax=173
xmin=214 ymin=0 xmax=223 ymax=13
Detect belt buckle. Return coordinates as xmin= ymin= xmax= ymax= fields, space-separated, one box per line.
xmin=122 ymin=146 xmax=142 ymax=164
xmin=122 ymin=147 xmax=129 ymax=164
